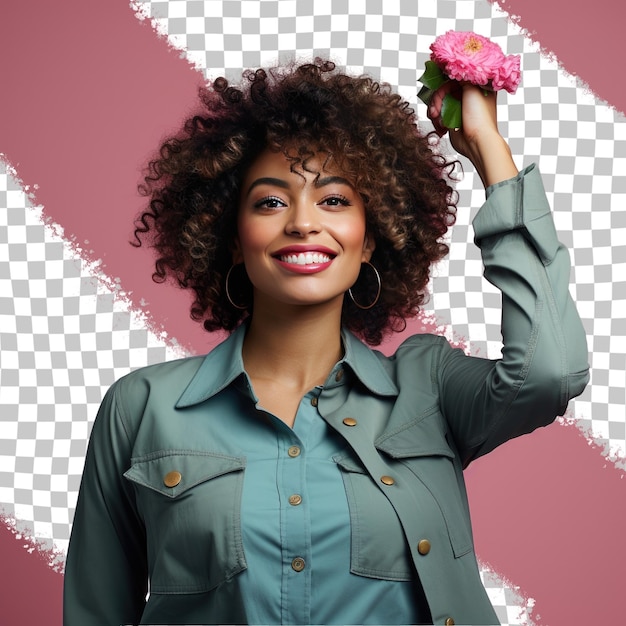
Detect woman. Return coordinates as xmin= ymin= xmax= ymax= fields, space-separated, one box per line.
xmin=63 ymin=60 xmax=589 ymax=625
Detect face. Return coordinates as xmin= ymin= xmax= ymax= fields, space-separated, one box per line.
xmin=234 ymin=148 xmax=375 ymax=312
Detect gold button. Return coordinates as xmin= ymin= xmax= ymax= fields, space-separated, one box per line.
xmin=291 ymin=557 xmax=305 ymax=572
xmin=288 ymin=445 xmax=301 ymax=458
xmin=445 ymin=619 xmax=455 ymax=626
xmin=163 ymin=471 xmax=182 ymax=488
xmin=380 ymin=475 xmax=395 ymax=486
xmin=310 ymin=397 xmax=318 ymax=407
xmin=335 ymin=369 xmax=344 ymax=382
xmin=342 ymin=417 xmax=357 ymax=427
xmin=288 ymin=494 xmax=302 ymax=506
xmin=417 ymin=539 xmax=431 ymax=555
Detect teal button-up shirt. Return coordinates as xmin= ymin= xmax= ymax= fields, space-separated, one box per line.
xmin=63 ymin=165 xmax=589 ymax=625
xmin=219 ymin=338 xmax=426 ymax=625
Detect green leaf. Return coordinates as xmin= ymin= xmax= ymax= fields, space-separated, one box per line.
xmin=417 ymin=84 xmax=435 ymax=106
xmin=441 ymin=93 xmax=462 ymax=130
xmin=417 ymin=61 xmax=447 ymax=92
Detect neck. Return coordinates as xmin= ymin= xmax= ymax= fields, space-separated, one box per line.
xmin=242 ymin=300 xmax=344 ymax=392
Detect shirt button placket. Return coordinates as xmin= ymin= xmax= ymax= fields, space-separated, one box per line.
xmin=282 ymin=436 xmax=309 ymax=624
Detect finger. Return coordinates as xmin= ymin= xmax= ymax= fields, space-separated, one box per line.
xmin=426 ymin=85 xmax=453 ymax=131
xmin=427 ymin=105 xmax=447 ymax=137
xmin=428 ymin=81 xmax=454 ymax=116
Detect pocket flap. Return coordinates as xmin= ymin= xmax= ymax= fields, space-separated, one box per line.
xmin=333 ymin=453 xmax=367 ymax=474
xmin=375 ymin=408 xmax=455 ymax=460
xmin=124 ymin=450 xmax=245 ymax=498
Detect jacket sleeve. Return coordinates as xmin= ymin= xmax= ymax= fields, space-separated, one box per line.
xmin=63 ymin=381 xmax=148 ymax=626
xmin=437 ymin=164 xmax=590 ymax=466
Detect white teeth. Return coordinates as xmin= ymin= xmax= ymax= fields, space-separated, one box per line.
xmin=280 ymin=252 xmax=331 ymax=265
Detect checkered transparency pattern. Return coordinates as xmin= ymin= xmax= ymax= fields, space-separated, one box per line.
xmin=0 ymin=161 xmax=185 ymax=557
xmin=0 ymin=0 xmax=623 ymax=622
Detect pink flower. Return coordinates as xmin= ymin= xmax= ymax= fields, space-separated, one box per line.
xmin=430 ymin=30 xmax=521 ymax=93
xmin=492 ymin=54 xmax=521 ymax=94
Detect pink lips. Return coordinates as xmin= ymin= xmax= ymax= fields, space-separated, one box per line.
xmin=272 ymin=245 xmax=336 ymax=274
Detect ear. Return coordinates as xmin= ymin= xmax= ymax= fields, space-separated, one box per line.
xmin=231 ymin=237 xmax=244 ymax=265
xmin=361 ymin=233 xmax=376 ymax=262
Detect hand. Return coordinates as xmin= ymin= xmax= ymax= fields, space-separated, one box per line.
xmin=427 ymin=82 xmax=518 ymax=188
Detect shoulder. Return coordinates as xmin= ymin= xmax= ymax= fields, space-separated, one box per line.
xmin=368 ymin=332 xmax=456 ymax=386
xmin=375 ymin=332 xmax=453 ymax=365
xmin=103 ymin=355 xmax=207 ymax=426
xmin=114 ymin=355 xmax=206 ymax=390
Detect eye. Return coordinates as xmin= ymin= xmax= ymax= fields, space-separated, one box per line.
xmin=319 ymin=194 xmax=351 ymax=208
xmin=253 ymin=196 xmax=286 ymax=210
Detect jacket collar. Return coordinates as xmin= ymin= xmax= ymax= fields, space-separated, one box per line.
xmin=176 ymin=320 xmax=398 ymax=408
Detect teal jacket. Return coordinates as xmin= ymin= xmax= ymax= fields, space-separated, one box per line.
xmin=63 ymin=165 xmax=589 ymax=625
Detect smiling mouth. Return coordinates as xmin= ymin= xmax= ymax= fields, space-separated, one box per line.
xmin=278 ymin=252 xmax=333 ymax=265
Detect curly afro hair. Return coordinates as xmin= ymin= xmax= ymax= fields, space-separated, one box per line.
xmin=134 ymin=59 xmax=458 ymax=346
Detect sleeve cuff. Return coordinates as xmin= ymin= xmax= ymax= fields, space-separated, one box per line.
xmin=473 ymin=163 xmax=561 ymax=264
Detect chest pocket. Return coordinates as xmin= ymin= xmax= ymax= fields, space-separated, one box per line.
xmin=124 ymin=450 xmax=246 ymax=594
xmin=375 ymin=407 xmax=474 ymax=559
xmin=334 ymin=454 xmax=415 ymax=581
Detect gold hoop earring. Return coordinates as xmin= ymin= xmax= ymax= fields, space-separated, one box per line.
xmin=348 ymin=261 xmax=381 ymax=310
xmin=225 ymin=264 xmax=249 ymax=310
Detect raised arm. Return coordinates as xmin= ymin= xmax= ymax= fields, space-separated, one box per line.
xmin=427 ymin=83 xmax=590 ymax=466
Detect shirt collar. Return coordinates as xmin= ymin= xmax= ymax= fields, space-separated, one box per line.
xmin=175 ymin=321 xmax=398 ymax=409
xmin=339 ymin=329 xmax=398 ymax=396
xmin=176 ymin=322 xmax=249 ymax=408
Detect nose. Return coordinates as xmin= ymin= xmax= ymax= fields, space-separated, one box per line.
xmin=285 ymin=202 xmax=321 ymax=237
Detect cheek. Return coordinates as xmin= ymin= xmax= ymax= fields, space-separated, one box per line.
xmin=338 ymin=219 xmax=368 ymax=255
xmin=234 ymin=219 xmax=266 ymax=262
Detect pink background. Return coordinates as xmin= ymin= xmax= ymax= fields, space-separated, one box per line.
xmin=0 ymin=0 xmax=624 ymax=623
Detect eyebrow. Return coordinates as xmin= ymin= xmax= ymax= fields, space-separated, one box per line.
xmin=245 ymin=177 xmax=290 ymax=196
xmin=245 ymin=175 xmax=354 ymax=197
xmin=314 ymin=175 xmax=354 ymax=189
